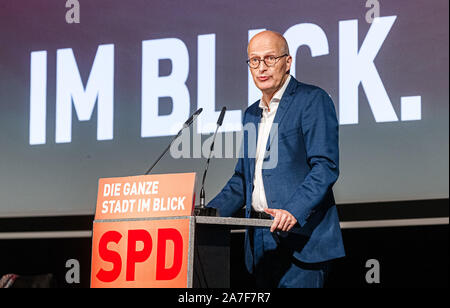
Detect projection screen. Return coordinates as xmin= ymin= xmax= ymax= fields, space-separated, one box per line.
xmin=0 ymin=0 xmax=448 ymax=217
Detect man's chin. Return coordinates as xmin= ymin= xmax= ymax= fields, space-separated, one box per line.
xmin=256 ymin=82 xmax=274 ymax=92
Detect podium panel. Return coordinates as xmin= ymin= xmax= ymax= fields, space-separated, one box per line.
xmin=193 ymin=223 xmax=230 ymax=288
xmin=91 ymin=217 xmax=194 ymax=288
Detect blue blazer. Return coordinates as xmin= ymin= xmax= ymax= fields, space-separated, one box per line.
xmin=208 ymin=76 xmax=345 ymax=271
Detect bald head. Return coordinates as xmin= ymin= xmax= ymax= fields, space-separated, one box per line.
xmin=248 ymin=30 xmax=289 ymax=56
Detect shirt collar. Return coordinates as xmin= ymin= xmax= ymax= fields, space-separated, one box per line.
xmin=259 ymin=75 xmax=291 ymax=110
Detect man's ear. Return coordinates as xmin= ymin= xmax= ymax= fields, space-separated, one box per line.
xmin=285 ymin=55 xmax=292 ymax=73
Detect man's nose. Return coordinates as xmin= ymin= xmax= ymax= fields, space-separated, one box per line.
xmin=258 ymin=60 xmax=268 ymax=72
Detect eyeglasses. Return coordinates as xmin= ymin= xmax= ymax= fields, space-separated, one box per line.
xmin=246 ymin=54 xmax=288 ymax=69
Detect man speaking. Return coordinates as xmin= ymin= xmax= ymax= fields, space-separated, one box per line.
xmin=207 ymin=30 xmax=345 ymax=288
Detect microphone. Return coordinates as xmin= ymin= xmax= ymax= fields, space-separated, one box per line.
xmin=216 ymin=106 xmax=226 ymax=126
xmin=198 ymin=107 xmax=226 ymax=213
xmin=144 ymin=108 xmax=203 ymax=175
xmin=183 ymin=108 xmax=203 ymax=129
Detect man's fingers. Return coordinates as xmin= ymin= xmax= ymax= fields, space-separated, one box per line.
xmin=265 ymin=208 xmax=298 ymax=232
xmin=286 ymin=220 xmax=295 ymax=231
xmin=283 ymin=215 xmax=295 ymax=232
xmin=264 ymin=208 xmax=275 ymax=217
xmin=270 ymin=211 xmax=281 ymax=232
xmin=279 ymin=213 xmax=289 ymax=231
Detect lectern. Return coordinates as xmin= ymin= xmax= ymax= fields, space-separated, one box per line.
xmin=90 ymin=173 xmax=271 ymax=288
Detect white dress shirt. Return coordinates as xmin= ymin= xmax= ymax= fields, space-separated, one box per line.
xmin=251 ymin=75 xmax=291 ymax=212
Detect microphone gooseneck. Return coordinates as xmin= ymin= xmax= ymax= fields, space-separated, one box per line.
xmin=145 ymin=108 xmax=203 ymax=175
xmin=199 ymin=107 xmax=226 ymax=208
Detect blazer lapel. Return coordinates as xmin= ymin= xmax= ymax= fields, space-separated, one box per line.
xmin=248 ymin=106 xmax=262 ymax=185
xmin=265 ymin=77 xmax=298 ymax=152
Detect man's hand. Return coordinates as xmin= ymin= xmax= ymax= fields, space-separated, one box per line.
xmin=264 ymin=208 xmax=297 ymax=232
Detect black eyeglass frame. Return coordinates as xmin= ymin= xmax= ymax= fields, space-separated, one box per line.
xmin=246 ymin=54 xmax=288 ymax=68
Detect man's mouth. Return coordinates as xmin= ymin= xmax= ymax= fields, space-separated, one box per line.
xmin=258 ymin=76 xmax=269 ymax=81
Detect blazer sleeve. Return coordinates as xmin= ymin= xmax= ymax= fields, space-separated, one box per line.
xmin=283 ymin=88 xmax=340 ymax=227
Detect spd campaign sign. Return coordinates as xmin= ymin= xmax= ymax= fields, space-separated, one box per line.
xmin=94 ymin=172 xmax=196 ymax=220
xmin=91 ymin=173 xmax=196 ymax=288
xmin=91 ymin=218 xmax=194 ymax=288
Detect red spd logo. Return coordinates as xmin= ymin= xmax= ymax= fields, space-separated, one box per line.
xmin=91 ymin=219 xmax=191 ymax=288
